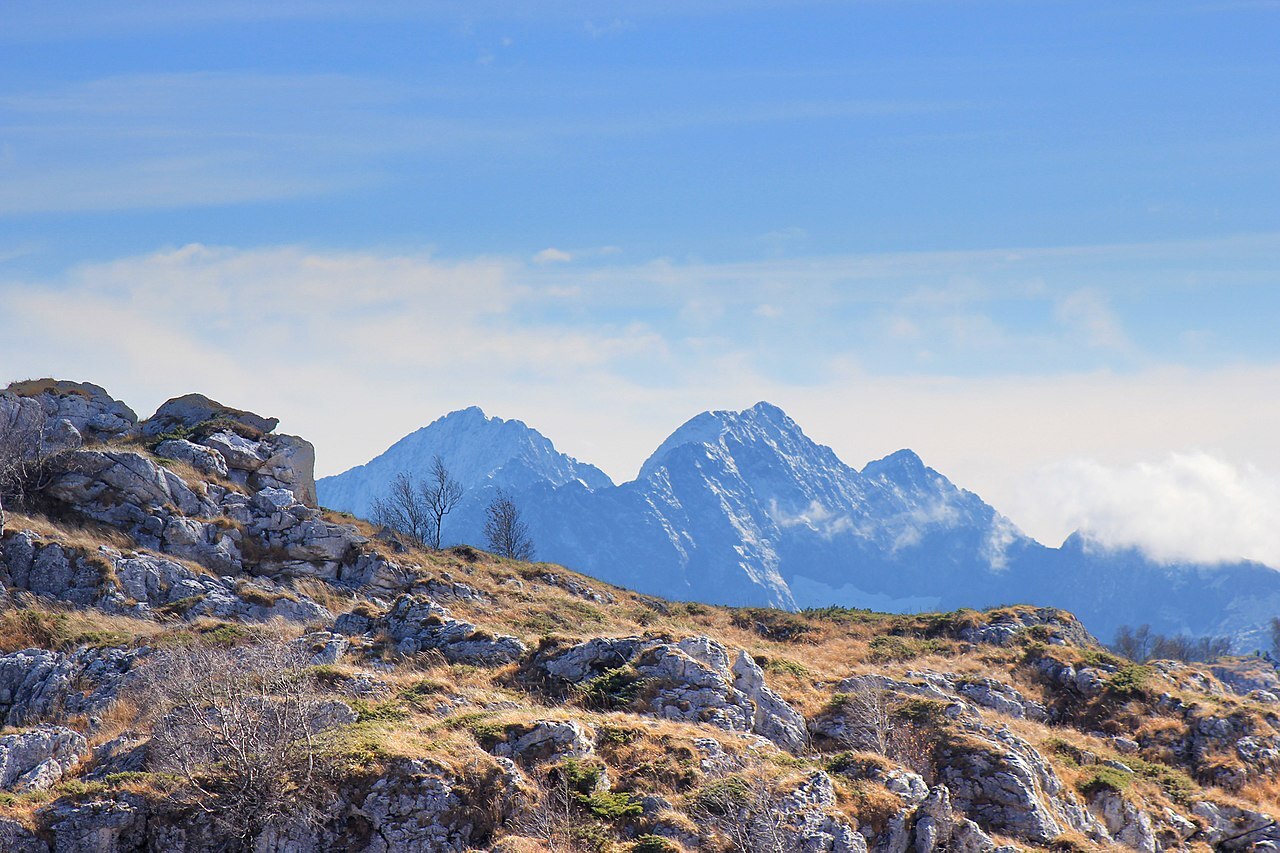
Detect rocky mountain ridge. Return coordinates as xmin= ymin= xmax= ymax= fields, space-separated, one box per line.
xmin=318 ymin=402 xmax=1280 ymax=649
xmin=0 ymin=379 xmax=1278 ymax=852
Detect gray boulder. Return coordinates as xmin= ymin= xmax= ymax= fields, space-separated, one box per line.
xmin=334 ymin=594 xmax=526 ymax=666
xmin=535 ymin=634 xmax=809 ymax=753
xmin=1089 ymin=789 xmax=1157 ymax=853
xmin=1192 ymin=799 xmax=1280 ymax=850
xmin=0 ymin=726 xmax=86 ymax=792
xmin=154 ymin=438 xmax=229 ymax=480
xmin=494 ymin=719 xmax=595 ymax=764
xmin=139 ymin=393 xmax=278 ymax=438
xmin=4 ymin=379 xmax=137 ymax=441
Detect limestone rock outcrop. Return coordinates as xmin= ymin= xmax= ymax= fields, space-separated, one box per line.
xmin=333 ymin=593 xmax=526 ymax=666
xmin=0 ymin=726 xmax=86 ymax=792
xmin=534 ymin=634 xmax=809 ymax=752
xmin=0 ymin=646 xmax=137 ymax=728
xmin=3 ymin=379 xmax=137 ymax=443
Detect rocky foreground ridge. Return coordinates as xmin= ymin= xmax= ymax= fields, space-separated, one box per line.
xmin=0 ymin=379 xmax=1278 ymax=852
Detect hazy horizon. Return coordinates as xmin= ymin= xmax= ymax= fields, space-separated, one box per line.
xmin=3 ymin=1 xmax=1279 ymax=569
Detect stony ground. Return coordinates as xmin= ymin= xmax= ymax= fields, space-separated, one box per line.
xmin=0 ymin=380 xmax=1279 ymax=852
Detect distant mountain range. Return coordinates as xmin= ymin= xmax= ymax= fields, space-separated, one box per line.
xmin=318 ymin=403 xmax=1280 ymax=648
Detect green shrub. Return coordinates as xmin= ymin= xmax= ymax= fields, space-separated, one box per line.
xmin=1129 ymin=757 xmax=1197 ymax=804
xmin=730 ymin=608 xmax=814 ymax=642
xmin=1107 ymin=664 xmax=1152 ymax=697
xmin=559 ymin=757 xmax=606 ymax=795
xmin=631 ymin=836 xmax=679 ymax=853
xmin=582 ymin=789 xmax=643 ymax=821
xmin=1081 ymin=648 xmax=1127 ymax=669
xmin=1078 ymin=765 xmax=1132 ymax=796
xmin=577 ymin=666 xmax=648 ymax=710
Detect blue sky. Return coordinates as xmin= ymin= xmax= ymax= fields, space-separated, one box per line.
xmin=3 ymin=1 xmax=1280 ymax=564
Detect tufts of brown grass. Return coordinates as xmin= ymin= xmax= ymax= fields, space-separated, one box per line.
xmin=4 ymin=512 xmax=136 ymax=551
xmin=288 ymin=577 xmax=359 ymax=615
xmin=0 ymin=602 xmax=162 ymax=653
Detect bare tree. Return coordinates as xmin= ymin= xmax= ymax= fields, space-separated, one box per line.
xmin=507 ymin=767 xmax=589 ymax=852
xmin=484 ymin=489 xmax=534 ymax=561
xmin=0 ymin=412 xmax=82 ymax=514
xmin=134 ymin=639 xmax=343 ymax=846
xmin=1113 ymin=624 xmax=1232 ymax=664
xmin=370 ymin=456 xmax=464 ymax=549
xmin=687 ymin=769 xmax=790 ymax=853
xmin=422 ymin=455 xmax=464 ymax=549
xmin=827 ymin=680 xmax=936 ymax=781
xmin=830 ymin=680 xmax=896 ymax=755
xmin=371 ymin=472 xmax=432 ymax=543
xmin=1113 ymin=624 xmax=1154 ymax=662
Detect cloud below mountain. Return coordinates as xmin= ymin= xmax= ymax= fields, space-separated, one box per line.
xmin=1023 ymin=451 xmax=1280 ymax=568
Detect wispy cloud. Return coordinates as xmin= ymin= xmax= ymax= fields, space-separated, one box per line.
xmin=5 ymin=237 xmax=1280 ymax=571
xmin=0 ymin=70 xmax=972 ymax=214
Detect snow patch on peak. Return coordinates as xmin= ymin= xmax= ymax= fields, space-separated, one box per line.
xmin=638 ymin=401 xmax=812 ymax=480
xmin=862 ymin=448 xmax=927 ymax=481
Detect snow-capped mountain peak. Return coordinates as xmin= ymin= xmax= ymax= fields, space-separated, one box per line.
xmin=317 ymin=407 xmax=611 ymax=517
xmin=318 ymin=402 xmax=1280 ymax=646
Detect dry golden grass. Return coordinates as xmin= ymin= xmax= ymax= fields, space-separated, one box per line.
xmin=4 ymin=511 xmax=136 ymax=551
xmin=4 ymin=378 xmax=96 ymax=399
xmin=0 ymin=601 xmax=165 ymax=654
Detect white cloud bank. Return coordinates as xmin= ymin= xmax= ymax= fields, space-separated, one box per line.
xmin=1019 ymin=452 xmax=1280 ymax=567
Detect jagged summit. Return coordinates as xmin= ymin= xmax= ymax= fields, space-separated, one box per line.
xmin=638 ymin=400 xmax=841 ymax=482
xmin=318 ymin=406 xmax=612 ymax=517
xmin=319 ymin=400 xmax=1280 ymax=647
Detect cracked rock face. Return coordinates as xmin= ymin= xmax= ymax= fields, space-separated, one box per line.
xmin=938 ymin=722 xmax=1105 ymax=844
xmin=45 ymin=450 xmax=218 ymax=534
xmin=333 ymin=593 xmax=527 ymax=666
xmin=361 ymin=760 xmax=482 ymax=853
xmin=153 ymin=439 xmax=229 ymax=480
xmin=0 ymin=726 xmax=86 ymax=792
xmin=0 ymin=647 xmax=137 ymax=728
xmin=534 ymin=633 xmax=809 ymax=753
xmin=777 ymin=770 xmax=866 ymax=852
xmin=0 ymin=530 xmax=328 ymax=624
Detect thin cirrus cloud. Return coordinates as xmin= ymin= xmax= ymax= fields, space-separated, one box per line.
xmin=0 ymin=70 xmax=972 ymax=215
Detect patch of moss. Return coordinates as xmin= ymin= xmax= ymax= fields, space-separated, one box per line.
xmin=690 ymin=775 xmax=750 ymax=816
xmin=350 ymin=699 xmax=407 ymax=723
xmin=761 ymin=656 xmax=811 ymax=678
